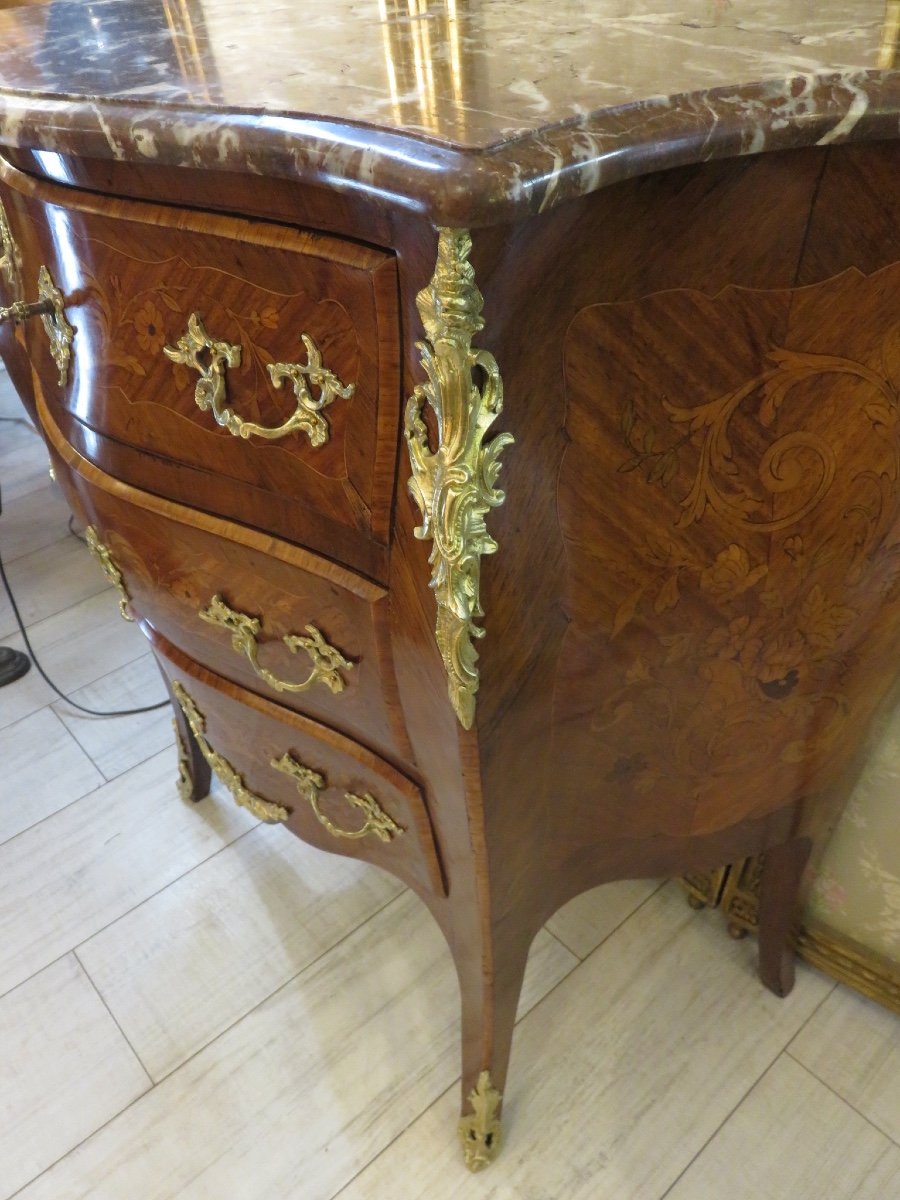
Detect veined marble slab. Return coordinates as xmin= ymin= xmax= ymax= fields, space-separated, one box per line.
xmin=0 ymin=0 xmax=898 ymax=224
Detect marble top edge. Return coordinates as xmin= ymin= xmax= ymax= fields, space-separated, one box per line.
xmin=0 ymin=64 xmax=894 ymax=156
xmin=1 ymin=0 xmax=900 ymax=225
xmin=3 ymin=68 xmax=900 ymax=227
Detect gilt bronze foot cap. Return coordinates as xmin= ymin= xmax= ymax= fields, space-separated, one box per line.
xmin=458 ymin=1070 xmax=502 ymax=1171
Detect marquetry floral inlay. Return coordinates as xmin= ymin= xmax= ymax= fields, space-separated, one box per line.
xmin=89 ymin=270 xmax=185 ymax=377
xmin=133 ymin=300 xmax=167 ymax=355
xmin=560 ymin=267 xmax=900 ymax=836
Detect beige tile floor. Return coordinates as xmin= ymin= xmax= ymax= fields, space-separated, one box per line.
xmin=1 ymin=369 xmax=898 ymax=1200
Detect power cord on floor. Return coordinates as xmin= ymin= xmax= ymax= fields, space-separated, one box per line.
xmin=0 ymin=462 xmax=168 ymax=717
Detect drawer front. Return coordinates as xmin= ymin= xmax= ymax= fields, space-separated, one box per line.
xmin=155 ymin=634 xmax=445 ymax=898
xmin=0 ymin=157 xmax=399 ymax=571
xmin=43 ymin=397 xmax=412 ymax=764
xmin=0 ymin=183 xmax=37 ymax=423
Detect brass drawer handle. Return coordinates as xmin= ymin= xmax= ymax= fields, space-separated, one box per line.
xmin=173 ymin=682 xmax=289 ymax=824
xmin=163 ymin=312 xmax=354 ymax=446
xmin=85 ymin=525 xmax=134 ymax=622
xmin=198 ymin=594 xmax=352 ymax=695
xmin=271 ymin=752 xmax=404 ymax=843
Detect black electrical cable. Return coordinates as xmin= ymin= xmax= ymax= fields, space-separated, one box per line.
xmin=0 ymin=450 xmax=168 ymax=717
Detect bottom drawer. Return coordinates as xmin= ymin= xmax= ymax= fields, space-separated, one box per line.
xmin=154 ymin=633 xmax=445 ymax=898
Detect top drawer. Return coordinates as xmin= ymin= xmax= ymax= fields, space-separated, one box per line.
xmin=0 ymin=158 xmax=399 ymax=574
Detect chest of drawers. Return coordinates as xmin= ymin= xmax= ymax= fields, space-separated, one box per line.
xmin=3 ymin=0 xmax=900 ymax=1173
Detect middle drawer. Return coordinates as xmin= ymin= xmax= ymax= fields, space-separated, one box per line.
xmin=47 ymin=431 xmax=411 ymax=764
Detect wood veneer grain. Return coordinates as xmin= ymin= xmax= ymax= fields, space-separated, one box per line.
xmin=6 ymin=134 xmax=900 ymax=1163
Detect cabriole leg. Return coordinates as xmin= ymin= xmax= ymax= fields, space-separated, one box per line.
xmin=454 ymin=918 xmax=534 ymax=1171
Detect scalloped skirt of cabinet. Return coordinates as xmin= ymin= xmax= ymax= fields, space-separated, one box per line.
xmin=154 ymin=631 xmax=446 ymax=898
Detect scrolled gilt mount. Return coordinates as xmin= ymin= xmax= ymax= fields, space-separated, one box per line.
xmin=405 ymin=228 xmax=513 ymax=729
xmin=84 ymin=525 xmax=134 ymax=622
xmin=173 ymin=722 xmax=194 ymax=805
xmin=163 ymin=312 xmax=354 ymax=446
xmin=198 ymin=594 xmax=352 ymax=696
xmin=0 ymin=198 xmax=23 ymax=299
xmin=173 ymin=681 xmax=290 ymax=824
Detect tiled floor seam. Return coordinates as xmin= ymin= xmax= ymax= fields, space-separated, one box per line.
xmin=4 ymin=1085 xmax=163 ymax=1200
xmin=1 ymin=527 xmax=71 ymax=568
xmin=0 ymin=596 xmax=155 ymax=727
xmin=0 ymin=637 xmax=158 ymax=734
xmin=3 ymin=889 xmax=416 ymax=1199
xmin=651 ymin=979 xmax=837 ymax=1200
xmin=327 ymin=939 xmax=593 ymax=1200
xmin=6 ymin=902 xmax=586 ymax=1197
xmin=50 ymin=650 xmax=167 ymax=747
xmin=0 ymin=771 xmax=104 ymax=853
xmin=0 ymin=741 xmax=168 ymax=854
xmin=100 ymin=885 xmax=410 ymax=1086
xmin=329 ymin=1075 xmax=461 ymax=1200
xmin=0 ymin=821 xmax=258 ymax=1006
xmin=549 ymin=880 xmax=668 ymax=961
xmin=72 ymin=949 xmax=156 ymax=1087
xmin=784 ymin=1048 xmax=900 ymax=1150
xmin=657 ymin=1054 xmax=789 ymax=1200
xmin=0 ymin=571 xmax=110 ymax=644
xmin=59 ymin=710 xmax=171 ymax=784
xmin=334 ymin=882 xmax=779 ymax=1194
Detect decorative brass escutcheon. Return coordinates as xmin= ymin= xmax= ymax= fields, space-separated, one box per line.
xmin=84 ymin=525 xmax=134 ymax=622
xmin=198 ymin=594 xmax=352 ymax=695
xmin=163 ymin=312 xmax=354 ymax=446
xmin=0 ymin=263 xmax=74 ymax=388
xmin=271 ymin=752 xmax=404 ymax=843
xmin=172 ymin=682 xmax=289 ymax=823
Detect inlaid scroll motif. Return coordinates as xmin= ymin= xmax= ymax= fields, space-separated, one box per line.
xmin=559 ymin=265 xmax=900 ymax=837
xmin=404 ymin=228 xmax=513 ymax=730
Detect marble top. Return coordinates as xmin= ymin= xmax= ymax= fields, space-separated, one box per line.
xmin=1 ymin=0 xmax=899 ymax=225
